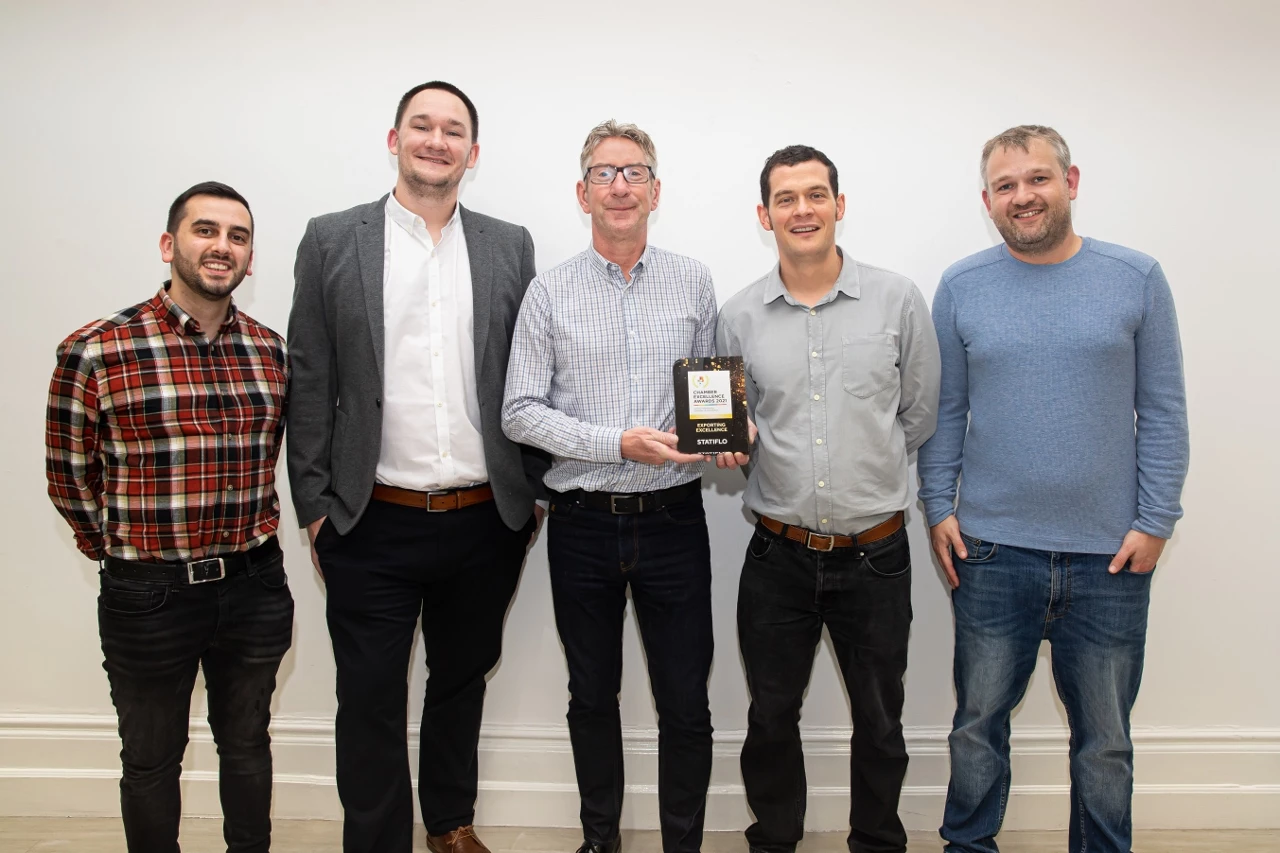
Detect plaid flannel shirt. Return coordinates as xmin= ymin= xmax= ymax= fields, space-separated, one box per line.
xmin=46 ymin=284 xmax=288 ymax=562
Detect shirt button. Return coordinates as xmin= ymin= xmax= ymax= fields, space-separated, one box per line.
xmin=818 ymin=481 xmax=825 ymax=488
xmin=431 ymin=300 xmax=438 ymax=307
xmin=816 ymin=438 xmax=823 ymax=445
xmin=821 ymin=518 xmax=828 ymax=525
xmin=437 ymin=402 xmax=443 ymax=408
xmin=811 ymin=351 xmax=818 ymax=358
xmin=813 ymin=394 xmax=821 ymax=401
xmin=225 ymin=483 xmax=234 ymax=491
xmin=809 ymin=309 xmax=816 ymax=316
xmin=221 ymin=532 xmax=230 ymax=539
xmin=442 ymin=451 xmax=450 ymax=458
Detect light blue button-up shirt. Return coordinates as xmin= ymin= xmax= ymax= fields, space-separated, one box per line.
xmin=717 ymin=250 xmax=940 ymax=535
xmin=502 ymin=244 xmax=717 ymax=494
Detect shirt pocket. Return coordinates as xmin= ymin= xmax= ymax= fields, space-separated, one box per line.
xmin=841 ymin=334 xmax=898 ymax=399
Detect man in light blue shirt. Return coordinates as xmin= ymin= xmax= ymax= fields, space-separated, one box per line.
xmin=716 ymin=145 xmax=939 ymax=853
xmin=917 ymin=125 xmax=1189 ymax=853
xmin=503 ymin=121 xmax=716 ymax=853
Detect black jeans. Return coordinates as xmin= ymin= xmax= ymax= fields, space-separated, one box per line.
xmin=316 ymin=498 xmax=532 ymax=853
xmin=97 ymin=542 xmax=294 ymax=853
xmin=546 ymin=490 xmax=714 ymax=853
xmin=738 ymin=523 xmax=913 ymax=853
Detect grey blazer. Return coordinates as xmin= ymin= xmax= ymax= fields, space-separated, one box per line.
xmin=286 ymin=196 xmax=548 ymax=534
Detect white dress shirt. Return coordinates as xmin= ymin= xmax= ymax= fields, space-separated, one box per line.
xmin=376 ymin=191 xmax=488 ymax=490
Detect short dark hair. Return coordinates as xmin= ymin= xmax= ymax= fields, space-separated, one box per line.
xmin=394 ymin=81 xmax=479 ymax=142
xmin=166 ymin=181 xmax=253 ymax=237
xmin=760 ymin=145 xmax=839 ymax=207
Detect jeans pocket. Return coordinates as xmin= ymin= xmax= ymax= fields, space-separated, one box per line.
xmin=252 ymin=554 xmax=289 ymax=590
xmin=959 ymin=533 xmax=999 ymax=564
xmin=99 ymin=574 xmax=170 ymax=616
xmin=747 ymin=530 xmax=776 ymax=560
xmin=662 ymin=498 xmax=706 ymax=526
xmin=863 ymin=531 xmax=911 ymax=578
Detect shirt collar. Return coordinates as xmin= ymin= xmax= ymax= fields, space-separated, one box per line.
xmin=385 ymin=190 xmax=461 ymax=240
xmin=155 ymin=282 xmax=240 ymax=337
xmin=762 ymin=246 xmax=860 ymax=305
xmin=587 ymin=242 xmax=651 ymax=280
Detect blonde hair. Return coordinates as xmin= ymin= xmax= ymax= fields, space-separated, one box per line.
xmin=980 ymin=125 xmax=1071 ymax=187
xmin=579 ymin=120 xmax=658 ymax=174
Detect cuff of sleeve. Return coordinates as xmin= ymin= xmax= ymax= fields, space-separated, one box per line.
xmin=923 ymin=501 xmax=956 ymax=528
xmin=1132 ymin=517 xmax=1175 ymax=540
xmin=591 ymin=427 xmax=626 ymax=464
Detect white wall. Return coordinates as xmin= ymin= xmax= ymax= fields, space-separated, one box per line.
xmin=2 ymin=0 xmax=1277 ymax=830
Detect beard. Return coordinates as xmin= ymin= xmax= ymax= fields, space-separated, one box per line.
xmin=171 ymin=248 xmax=248 ymax=301
xmin=400 ymin=154 xmax=465 ymax=200
xmin=993 ymin=199 xmax=1073 ymax=255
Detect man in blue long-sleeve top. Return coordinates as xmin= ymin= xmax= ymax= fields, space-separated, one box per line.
xmin=917 ymin=125 xmax=1189 ymax=853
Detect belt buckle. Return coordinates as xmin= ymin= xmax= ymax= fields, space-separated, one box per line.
xmin=609 ymin=494 xmax=641 ymax=514
xmin=805 ymin=531 xmax=835 ymax=552
xmin=186 ymin=557 xmax=226 ymax=584
xmin=426 ymin=490 xmax=452 ymax=512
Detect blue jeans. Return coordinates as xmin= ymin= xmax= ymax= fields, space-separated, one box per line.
xmin=97 ymin=543 xmax=294 ymax=853
xmin=546 ymin=490 xmax=714 ymax=853
xmin=941 ymin=535 xmax=1153 ymax=853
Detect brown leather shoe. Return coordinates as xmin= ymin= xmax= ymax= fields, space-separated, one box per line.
xmin=427 ymin=825 xmax=491 ymax=853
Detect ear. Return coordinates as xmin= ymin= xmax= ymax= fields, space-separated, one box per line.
xmin=159 ymin=232 xmax=175 ymax=263
xmin=387 ymin=127 xmax=400 ymax=156
xmin=1066 ymin=164 xmax=1081 ymax=201
xmin=466 ymin=142 xmax=480 ymax=170
xmin=757 ymin=203 xmax=773 ymax=232
xmin=649 ymin=178 xmax=661 ymax=211
xmin=576 ymin=180 xmax=590 ymax=215
xmin=835 ymin=193 xmax=846 ymax=222
xmin=981 ymin=187 xmax=993 ymax=215
xmin=245 ymin=249 xmax=255 ymax=278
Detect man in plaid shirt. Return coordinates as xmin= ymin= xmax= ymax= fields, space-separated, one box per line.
xmin=45 ymin=181 xmax=292 ymax=853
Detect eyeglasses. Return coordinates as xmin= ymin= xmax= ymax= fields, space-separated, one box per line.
xmin=583 ymin=163 xmax=655 ymax=185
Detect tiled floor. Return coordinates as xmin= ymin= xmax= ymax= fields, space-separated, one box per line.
xmin=0 ymin=821 xmax=1277 ymax=853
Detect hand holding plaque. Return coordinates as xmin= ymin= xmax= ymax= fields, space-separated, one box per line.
xmin=673 ymin=356 xmax=749 ymax=455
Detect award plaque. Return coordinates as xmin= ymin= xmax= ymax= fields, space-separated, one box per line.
xmin=673 ymin=356 xmax=749 ymax=455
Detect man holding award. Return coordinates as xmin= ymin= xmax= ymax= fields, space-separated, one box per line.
xmin=715 ymin=145 xmax=941 ymax=853
xmin=502 ymin=120 xmax=718 ymax=853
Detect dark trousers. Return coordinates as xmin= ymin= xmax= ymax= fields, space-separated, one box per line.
xmin=738 ymin=523 xmax=913 ymax=853
xmin=546 ymin=490 xmax=714 ymax=853
xmin=97 ymin=543 xmax=294 ymax=853
xmin=315 ymin=497 xmax=532 ymax=853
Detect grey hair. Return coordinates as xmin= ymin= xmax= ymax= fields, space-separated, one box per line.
xmin=980 ymin=125 xmax=1071 ymax=187
xmin=579 ymin=120 xmax=658 ymax=175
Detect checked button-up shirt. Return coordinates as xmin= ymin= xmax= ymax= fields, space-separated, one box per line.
xmin=502 ymin=244 xmax=717 ymax=494
xmin=46 ymin=283 xmax=288 ymax=562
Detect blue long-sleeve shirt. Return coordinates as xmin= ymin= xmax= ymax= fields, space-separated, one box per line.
xmin=917 ymin=238 xmax=1189 ymax=555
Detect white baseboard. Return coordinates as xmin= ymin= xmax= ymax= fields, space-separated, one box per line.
xmin=1 ymin=715 xmax=1276 ymax=829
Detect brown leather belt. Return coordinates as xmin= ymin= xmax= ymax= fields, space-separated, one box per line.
xmin=372 ymin=483 xmax=494 ymax=512
xmin=759 ymin=511 xmax=904 ymax=553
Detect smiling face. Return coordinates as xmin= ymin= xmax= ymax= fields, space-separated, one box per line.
xmin=160 ymin=195 xmax=253 ymax=302
xmin=983 ymin=138 xmax=1080 ymax=258
xmin=576 ymin=136 xmax=660 ymax=243
xmin=388 ymin=87 xmax=479 ymax=198
xmin=758 ymin=159 xmax=845 ymax=263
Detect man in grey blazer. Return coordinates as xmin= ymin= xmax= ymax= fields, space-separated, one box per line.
xmin=287 ymin=81 xmax=547 ymax=853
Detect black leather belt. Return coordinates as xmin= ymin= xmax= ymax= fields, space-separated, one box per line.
xmin=102 ymin=537 xmax=280 ymax=585
xmin=553 ymin=479 xmax=701 ymax=515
